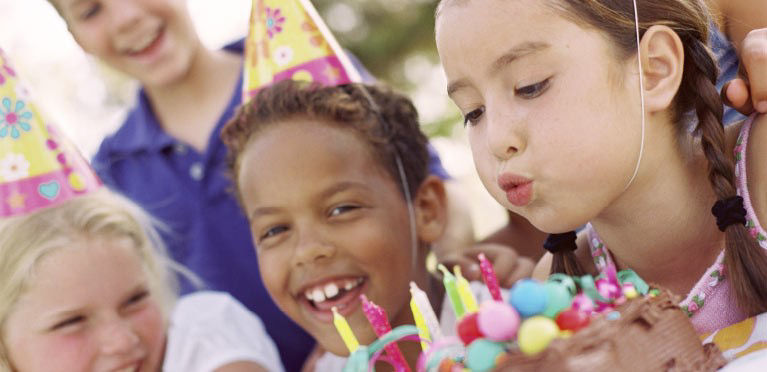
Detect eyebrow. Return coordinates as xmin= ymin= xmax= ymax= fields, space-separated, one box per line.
xmin=248 ymin=181 xmax=370 ymax=220
xmin=446 ymin=41 xmax=550 ymax=97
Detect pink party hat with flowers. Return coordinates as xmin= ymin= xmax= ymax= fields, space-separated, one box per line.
xmin=0 ymin=48 xmax=100 ymax=217
xmin=243 ymin=0 xmax=362 ymax=101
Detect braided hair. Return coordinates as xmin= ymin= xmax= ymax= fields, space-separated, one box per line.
xmin=537 ymin=0 xmax=767 ymax=315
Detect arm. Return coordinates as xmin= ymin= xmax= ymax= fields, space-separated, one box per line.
xmin=481 ymin=210 xmax=548 ymax=261
xmin=215 ymin=362 xmax=269 ymax=372
xmin=532 ymin=252 xmax=553 ymax=281
xmin=709 ymin=0 xmax=767 ymax=114
xmin=746 ymin=114 xmax=767 ymax=223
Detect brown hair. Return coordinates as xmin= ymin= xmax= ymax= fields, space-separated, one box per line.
xmin=222 ymin=80 xmax=430 ymax=205
xmin=440 ymin=0 xmax=767 ymax=316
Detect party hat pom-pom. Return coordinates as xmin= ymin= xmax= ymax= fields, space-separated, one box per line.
xmin=509 ymin=279 xmax=548 ymax=317
xmin=477 ymin=301 xmax=520 ymax=341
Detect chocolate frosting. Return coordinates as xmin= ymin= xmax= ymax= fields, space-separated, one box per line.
xmin=495 ymin=291 xmax=727 ymax=372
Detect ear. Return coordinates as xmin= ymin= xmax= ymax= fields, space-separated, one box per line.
xmin=638 ymin=25 xmax=685 ymax=112
xmin=413 ymin=175 xmax=448 ymax=244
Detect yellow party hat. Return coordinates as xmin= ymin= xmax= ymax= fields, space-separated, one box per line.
xmin=0 ymin=48 xmax=101 ymax=218
xmin=243 ymin=0 xmax=362 ymax=101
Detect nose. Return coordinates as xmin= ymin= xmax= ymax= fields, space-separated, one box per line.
xmin=484 ymin=103 xmax=523 ymax=161
xmin=291 ymin=226 xmax=336 ymax=267
xmin=108 ymin=1 xmax=143 ymax=33
xmin=99 ymin=319 xmax=140 ymax=356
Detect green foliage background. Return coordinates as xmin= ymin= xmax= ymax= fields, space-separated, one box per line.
xmin=314 ymin=0 xmax=460 ymax=137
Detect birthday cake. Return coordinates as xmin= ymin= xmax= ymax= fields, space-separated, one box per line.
xmin=493 ymin=289 xmax=726 ymax=372
xmin=341 ymin=262 xmax=727 ymax=372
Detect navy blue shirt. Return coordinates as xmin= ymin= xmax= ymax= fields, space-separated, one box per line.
xmin=92 ymin=40 xmax=449 ymax=371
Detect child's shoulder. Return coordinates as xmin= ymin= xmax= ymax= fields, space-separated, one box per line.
xmin=170 ymin=291 xmax=261 ymax=334
xmin=165 ymin=291 xmax=285 ymax=371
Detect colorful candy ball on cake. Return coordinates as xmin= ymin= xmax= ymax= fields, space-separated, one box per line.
xmin=509 ymin=279 xmax=548 ymax=317
xmin=571 ymin=293 xmax=595 ymax=313
xmin=518 ymin=316 xmax=560 ymax=355
xmin=465 ymin=339 xmax=506 ymax=372
xmin=542 ymin=281 xmax=573 ymax=317
xmin=555 ymin=307 xmax=591 ymax=332
xmin=477 ymin=300 xmax=520 ymax=341
xmin=457 ymin=312 xmax=484 ymax=345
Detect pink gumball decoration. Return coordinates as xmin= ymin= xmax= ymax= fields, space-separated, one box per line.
xmin=571 ymin=293 xmax=594 ymax=314
xmin=477 ymin=301 xmax=520 ymax=341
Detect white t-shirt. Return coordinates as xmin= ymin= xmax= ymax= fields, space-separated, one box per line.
xmin=162 ymin=291 xmax=285 ymax=372
xmin=314 ymin=282 xmax=498 ymax=371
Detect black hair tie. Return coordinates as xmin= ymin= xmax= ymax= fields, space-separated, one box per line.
xmin=543 ymin=231 xmax=578 ymax=254
xmin=711 ymin=196 xmax=747 ymax=232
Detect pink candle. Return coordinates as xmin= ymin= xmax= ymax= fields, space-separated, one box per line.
xmin=478 ymin=253 xmax=503 ymax=301
xmin=360 ymin=295 xmax=411 ymax=371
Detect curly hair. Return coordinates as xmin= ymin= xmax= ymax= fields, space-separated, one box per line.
xmin=222 ymin=80 xmax=430 ymax=204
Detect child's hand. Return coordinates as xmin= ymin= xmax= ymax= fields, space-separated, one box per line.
xmin=722 ymin=28 xmax=767 ymax=115
xmin=438 ymin=243 xmax=535 ymax=288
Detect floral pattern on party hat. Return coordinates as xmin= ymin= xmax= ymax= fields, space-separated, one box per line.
xmin=243 ymin=0 xmax=362 ymax=101
xmin=0 ymin=48 xmax=101 ymax=218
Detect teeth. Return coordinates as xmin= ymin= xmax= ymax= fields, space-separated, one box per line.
xmin=324 ymin=283 xmax=339 ymax=299
xmin=344 ymin=280 xmax=355 ymax=291
xmin=126 ymin=29 xmax=158 ymax=54
xmin=311 ymin=288 xmax=326 ymax=303
xmin=304 ymin=278 xmax=365 ymax=304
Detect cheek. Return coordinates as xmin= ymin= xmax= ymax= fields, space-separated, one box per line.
xmin=8 ymin=333 xmax=92 ymax=372
xmin=132 ymin=303 xmax=167 ymax=352
xmin=468 ymin=131 xmax=500 ymax=191
xmin=257 ymin=251 xmax=291 ymax=303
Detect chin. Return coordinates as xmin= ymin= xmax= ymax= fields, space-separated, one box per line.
xmin=525 ymin=209 xmax=585 ymax=235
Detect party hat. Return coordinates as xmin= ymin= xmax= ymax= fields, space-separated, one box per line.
xmin=243 ymin=0 xmax=362 ymax=101
xmin=0 ymin=48 xmax=100 ymax=218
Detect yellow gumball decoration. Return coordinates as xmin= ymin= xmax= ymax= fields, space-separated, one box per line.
xmin=518 ymin=316 xmax=559 ymax=355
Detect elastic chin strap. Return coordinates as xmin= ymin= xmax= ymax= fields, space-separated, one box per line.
xmin=624 ymin=0 xmax=647 ymax=192
xmin=394 ymin=152 xmax=419 ymax=271
xmin=355 ymin=85 xmax=420 ymax=271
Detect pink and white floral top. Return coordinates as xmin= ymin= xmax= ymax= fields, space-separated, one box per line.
xmin=588 ymin=115 xmax=763 ymax=334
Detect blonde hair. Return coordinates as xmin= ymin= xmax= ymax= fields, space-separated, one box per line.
xmin=0 ymin=189 xmax=179 ymax=369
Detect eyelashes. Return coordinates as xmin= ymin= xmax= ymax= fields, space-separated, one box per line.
xmin=462 ymin=77 xmax=552 ymax=127
xmin=515 ymin=78 xmax=551 ymax=99
xmin=463 ymin=107 xmax=485 ymax=126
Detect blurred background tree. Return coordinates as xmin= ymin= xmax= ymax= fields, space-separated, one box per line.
xmin=0 ymin=0 xmax=506 ymax=238
xmin=315 ymin=0 xmax=460 ymax=137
